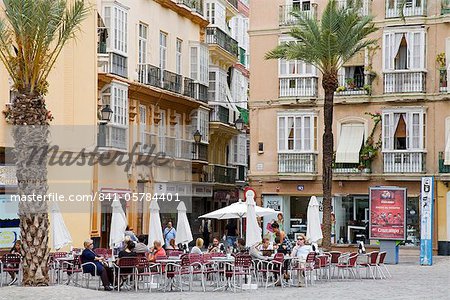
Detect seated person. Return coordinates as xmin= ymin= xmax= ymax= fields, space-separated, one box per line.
xmin=134 ymin=235 xmax=150 ymax=254
xmin=191 ymin=238 xmax=204 ymax=254
xmin=236 ymin=238 xmax=247 ymax=253
xmin=249 ymin=242 xmax=269 ymax=260
xmin=81 ymin=239 xmax=113 ymax=291
xmin=257 ymin=238 xmax=274 ymax=256
xmin=166 ymin=238 xmax=178 ymax=250
xmin=207 ymin=237 xmax=223 ymax=253
xmin=116 ymin=240 xmax=137 ymax=285
xmin=291 ymin=234 xmax=312 ymax=261
xmin=148 ymin=240 xmax=166 ymax=262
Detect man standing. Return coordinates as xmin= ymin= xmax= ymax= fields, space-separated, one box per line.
xmin=163 ymin=221 xmax=176 ymax=247
xmin=199 ymin=219 xmax=212 ymax=248
xmin=225 ymin=220 xmax=238 ymax=248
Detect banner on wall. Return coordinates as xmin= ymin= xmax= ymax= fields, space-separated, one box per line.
xmin=369 ymin=187 xmax=407 ymax=241
xmin=420 ymin=177 xmax=434 ymax=266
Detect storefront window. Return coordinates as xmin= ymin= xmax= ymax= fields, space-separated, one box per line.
xmin=289 ymin=196 xmax=309 ymax=238
xmin=406 ymin=197 xmax=420 ymax=246
xmin=334 ymin=195 xmax=369 ymax=244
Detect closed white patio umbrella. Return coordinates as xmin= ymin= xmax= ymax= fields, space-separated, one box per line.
xmin=306 ymin=196 xmax=323 ymax=243
xmin=50 ymin=202 xmax=72 ymax=250
xmin=109 ymin=195 xmax=127 ymax=249
xmin=175 ymin=201 xmax=193 ymax=247
xmin=245 ymin=192 xmax=262 ymax=247
xmin=148 ymin=199 xmax=164 ymax=247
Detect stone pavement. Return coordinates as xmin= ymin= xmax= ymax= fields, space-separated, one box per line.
xmin=0 ymin=255 xmax=449 ymax=300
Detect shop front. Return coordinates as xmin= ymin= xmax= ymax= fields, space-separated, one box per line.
xmin=262 ymin=190 xmax=421 ymax=247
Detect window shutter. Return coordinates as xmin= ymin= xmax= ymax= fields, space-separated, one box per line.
xmin=278 ymin=117 xmax=286 ymax=151
xmin=382 ymin=113 xmax=392 ymax=150
xmin=304 ymin=116 xmax=311 ymax=151
xmin=383 ymin=32 xmax=391 ymax=70
xmin=295 ymin=117 xmax=301 ymax=150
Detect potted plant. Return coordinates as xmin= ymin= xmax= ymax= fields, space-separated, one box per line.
xmin=437 ymin=52 xmax=447 ymax=89
xmin=345 ymin=78 xmax=356 ymax=89
xmin=336 ymin=86 xmax=346 ymax=92
xmin=358 ymin=112 xmax=382 ymax=173
xmin=363 ymin=84 xmax=372 ymax=95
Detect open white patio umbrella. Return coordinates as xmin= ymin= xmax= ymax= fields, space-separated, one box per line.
xmin=306 ymin=196 xmax=323 ymax=243
xmin=199 ymin=199 xmax=278 ymax=237
xmin=148 ymin=199 xmax=164 ymax=247
xmin=175 ymin=201 xmax=193 ymax=247
xmin=245 ymin=192 xmax=262 ymax=247
xmin=50 ymin=202 xmax=72 ymax=250
xmin=109 ymin=195 xmax=127 ymax=249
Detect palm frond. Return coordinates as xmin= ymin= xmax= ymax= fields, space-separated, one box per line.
xmin=0 ymin=0 xmax=90 ymax=95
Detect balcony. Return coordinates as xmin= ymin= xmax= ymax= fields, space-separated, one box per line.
xmin=278 ymin=153 xmax=317 ymax=173
xmin=204 ymin=164 xmax=237 ymax=184
xmin=279 ymin=77 xmax=318 ymax=98
xmin=279 ymin=4 xmax=316 ymax=26
xmin=333 ymin=163 xmax=371 ymax=174
xmin=442 ymin=0 xmax=450 ymax=14
xmin=439 ymin=152 xmax=450 ymax=173
xmin=193 ymin=143 xmax=208 ymax=161
xmin=337 ymin=0 xmax=371 ymax=16
xmin=439 ymin=69 xmax=447 ymax=93
xmin=210 ymin=105 xmax=230 ymax=124
xmin=163 ymin=70 xmax=182 ymax=94
xmin=98 ymin=124 xmax=127 ymax=151
xmin=383 ymin=151 xmax=426 ymax=173
xmin=176 ymin=0 xmax=203 ymax=15
xmin=138 ymin=64 xmax=161 ymax=88
xmin=206 ymin=27 xmax=239 ymax=58
xmin=383 ymin=71 xmax=426 ymax=93
xmin=101 ymin=52 xmax=127 ymax=78
xmin=335 ymin=74 xmax=368 ymax=96
xmin=183 ymin=77 xmax=208 ymax=102
xmin=385 ymin=0 xmax=426 ymax=18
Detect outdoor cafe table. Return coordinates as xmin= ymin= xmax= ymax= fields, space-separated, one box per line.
xmin=54 ymin=256 xmax=75 ymax=284
xmin=156 ymin=257 xmax=182 ymax=291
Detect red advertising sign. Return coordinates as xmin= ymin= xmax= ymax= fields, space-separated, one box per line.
xmin=369 ymin=187 xmax=406 ymax=240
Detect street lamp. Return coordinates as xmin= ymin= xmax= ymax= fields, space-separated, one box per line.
xmin=234 ymin=116 xmax=245 ymax=131
xmin=100 ymin=104 xmax=113 ymax=123
xmin=192 ymin=130 xmax=202 ymax=159
xmin=193 ymin=130 xmax=202 ymax=144
xmin=98 ymin=105 xmax=113 ymax=147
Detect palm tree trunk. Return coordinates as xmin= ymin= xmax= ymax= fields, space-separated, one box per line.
xmin=10 ymin=93 xmax=50 ymax=286
xmin=321 ymin=73 xmax=338 ymax=250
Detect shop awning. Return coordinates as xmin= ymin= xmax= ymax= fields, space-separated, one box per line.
xmin=335 ymin=124 xmax=365 ymax=164
xmin=237 ymin=107 xmax=249 ymax=124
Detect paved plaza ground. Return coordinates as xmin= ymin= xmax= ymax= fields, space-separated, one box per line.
xmin=0 ymin=255 xmax=448 ymax=300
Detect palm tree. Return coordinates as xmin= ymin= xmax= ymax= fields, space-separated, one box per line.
xmin=266 ymin=0 xmax=376 ymax=249
xmin=0 ymin=0 xmax=89 ymax=285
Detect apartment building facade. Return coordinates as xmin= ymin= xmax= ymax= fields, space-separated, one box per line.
xmin=94 ymin=0 xmax=249 ymax=246
xmin=249 ymin=0 xmax=450 ymax=254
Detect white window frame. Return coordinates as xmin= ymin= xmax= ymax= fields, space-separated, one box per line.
xmin=103 ymin=2 xmax=128 ymax=56
xmin=160 ymin=31 xmax=167 ymax=71
xmin=209 ymin=67 xmax=227 ymax=103
xmin=382 ymin=108 xmax=426 ymax=151
xmin=277 ymin=111 xmax=317 ymax=153
xmin=176 ymin=38 xmax=182 ymax=75
xmin=189 ymin=42 xmax=209 ymax=85
xmin=382 ymin=28 xmax=426 ymax=72
xmin=278 ymin=37 xmax=317 ymax=78
xmin=205 ymin=0 xmax=226 ymax=31
xmin=104 ymin=81 xmax=128 ymax=126
xmin=138 ymin=22 xmax=148 ymax=64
